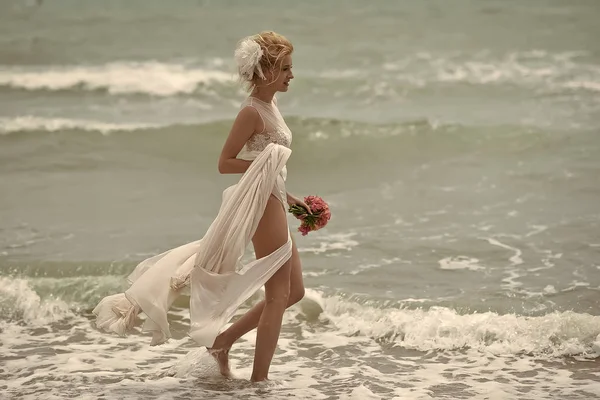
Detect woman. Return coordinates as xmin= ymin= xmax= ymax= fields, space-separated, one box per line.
xmin=93 ymin=31 xmax=308 ymax=383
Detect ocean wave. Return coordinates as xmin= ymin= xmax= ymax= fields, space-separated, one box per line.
xmin=304 ymin=289 xmax=600 ymax=358
xmin=0 ymin=276 xmax=75 ymax=325
xmin=381 ymin=50 xmax=600 ymax=91
xmin=562 ymin=80 xmax=600 ymax=93
xmin=0 ymin=61 xmax=235 ymax=96
xmin=0 ymin=114 xmax=434 ymax=136
xmin=0 ymin=115 xmax=167 ymax=134
xmin=2 ymin=113 xmax=594 ymax=182
xmin=2 ymin=50 xmax=598 ymax=100
xmin=2 ymin=271 xmax=599 ymax=358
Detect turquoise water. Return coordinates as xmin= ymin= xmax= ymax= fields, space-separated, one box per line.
xmin=1 ymin=1 xmax=599 ymax=399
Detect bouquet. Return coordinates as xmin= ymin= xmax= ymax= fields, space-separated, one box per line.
xmin=288 ymin=195 xmax=331 ymax=236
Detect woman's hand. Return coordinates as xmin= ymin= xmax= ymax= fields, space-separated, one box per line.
xmin=286 ymin=192 xmax=312 ymax=215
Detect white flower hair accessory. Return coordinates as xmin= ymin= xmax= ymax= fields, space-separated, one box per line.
xmin=234 ymin=36 xmax=265 ymax=81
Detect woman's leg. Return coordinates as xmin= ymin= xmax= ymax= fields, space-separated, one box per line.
xmin=249 ymin=195 xmax=295 ymax=382
xmin=211 ymin=234 xmax=304 ymax=351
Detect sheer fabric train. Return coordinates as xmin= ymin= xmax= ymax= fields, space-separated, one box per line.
xmin=93 ymin=141 xmax=292 ymax=348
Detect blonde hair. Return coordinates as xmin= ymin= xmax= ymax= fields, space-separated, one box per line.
xmin=236 ymin=31 xmax=293 ymax=88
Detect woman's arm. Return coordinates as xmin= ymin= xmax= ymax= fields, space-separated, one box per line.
xmin=217 ymin=106 xmax=262 ymax=174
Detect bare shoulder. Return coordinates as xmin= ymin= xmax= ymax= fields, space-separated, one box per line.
xmin=229 ymin=105 xmax=257 ymax=132
xmin=222 ymin=105 xmax=262 ymax=151
xmin=232 ymin=104 xmax=263 ymax=135
xmin=237 ymin=104 xmax=260 ymax=122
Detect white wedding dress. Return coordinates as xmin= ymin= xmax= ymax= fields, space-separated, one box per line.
xmin=93 ymin=96 xmax=293 ymax=348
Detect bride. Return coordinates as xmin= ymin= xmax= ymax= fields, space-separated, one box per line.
xmin=93 ymin=31 xmax=309 ymax=382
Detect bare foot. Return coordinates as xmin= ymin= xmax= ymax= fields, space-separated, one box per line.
xmin=207 ymin=347 xmax=232 ymax=378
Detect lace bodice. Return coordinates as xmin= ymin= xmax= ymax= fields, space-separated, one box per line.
xmin=240 ymin=97 xmax=292 ymax=153
xmin=245 ymin=126 xmax=291 ymax=152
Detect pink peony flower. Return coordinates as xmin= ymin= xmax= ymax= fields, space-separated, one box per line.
xmin=288 ymin=195 xmax=331 ymax=236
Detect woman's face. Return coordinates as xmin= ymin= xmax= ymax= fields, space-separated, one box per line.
xmin=263 ymin=54 xmax=294 ymax=92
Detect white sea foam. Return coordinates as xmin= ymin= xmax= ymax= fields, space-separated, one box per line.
xmin=348 ymin=257 xmax=402 ymax=275
xmin=563 ymin=80 xmax=600 ymax=92
xmin=339 ymin=385 xmax=382 ymax=400
xmin=298 ymin=232 xmax=359 ymax=254
xmin=438 ymin=256 xmax=484 ymax=271
xmin=0 ymin=115 xmax=162 ymax=134
xmin=485 ymin=237 xmax=524 ymax=265
xmin=381 ymin=51 xmax=600 ymax=94
xmin=305 ymin=289 xmax=600 ymax=357
xmin=0 ymin=62 xmax=234 ymax=96
xmin=1 ymin=287 xmax=599 ymax=399
xmin=0 ymin=276 xmax=74 ymax=324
